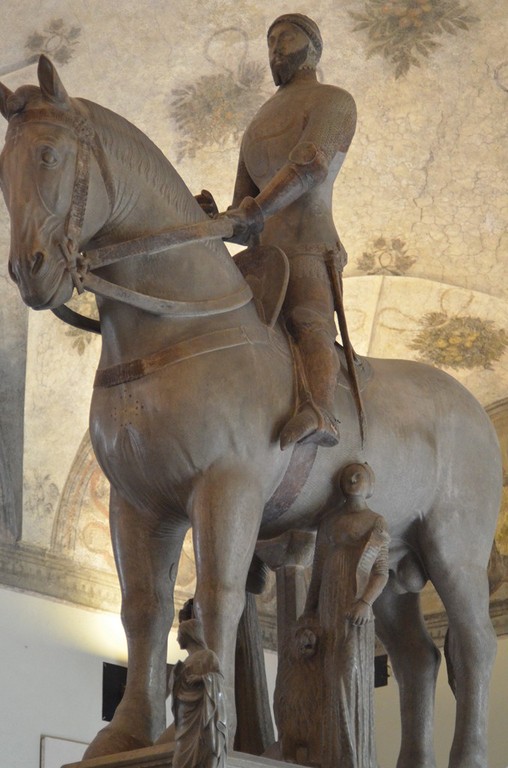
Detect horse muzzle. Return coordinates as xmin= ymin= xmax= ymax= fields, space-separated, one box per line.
xmin=8 ymin=246 xmax=74 ymax=309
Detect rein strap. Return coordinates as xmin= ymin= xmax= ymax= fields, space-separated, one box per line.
xmin=83 ymin=272 xmax=252 ymax=317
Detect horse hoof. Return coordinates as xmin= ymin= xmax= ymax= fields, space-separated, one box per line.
xmin=83 ymin=725 xmax=151 ymax=759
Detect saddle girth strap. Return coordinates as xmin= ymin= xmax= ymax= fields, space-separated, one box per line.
xmin=263 ymin=441 xmax=318 ymax=524
xmin=94 ymin=324 xmax=270 ymax=388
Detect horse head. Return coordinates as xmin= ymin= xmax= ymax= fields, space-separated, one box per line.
xmin=0 ymin=56 xmax=112 ymax=309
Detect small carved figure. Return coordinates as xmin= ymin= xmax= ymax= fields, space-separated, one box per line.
xmin=171 ymin=618 xmax=227 ymax=768
xmin=199 ymin=13 xmax=357 ymax=449
xmin=273 ymin=618 xmax=323 ymax=766
xmin=301 ymin=463 xmax=389 ymax=768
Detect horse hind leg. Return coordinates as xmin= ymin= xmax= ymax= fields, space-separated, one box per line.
xmin=374 ymin=585 xmax=441 ymax=768
xmin=84 ymin=488 xmax=187 ymax=759
xmin=428 ymin=556 xmax=496 ymax=768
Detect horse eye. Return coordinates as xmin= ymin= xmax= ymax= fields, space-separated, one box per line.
xmin=40 ymin=147 xmax=58 ymax=167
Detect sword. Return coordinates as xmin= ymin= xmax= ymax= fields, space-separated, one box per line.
xmin=326 ymin=257 xmax=366 ymax=446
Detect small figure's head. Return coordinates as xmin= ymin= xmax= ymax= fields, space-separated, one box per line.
xmin=267 ymin=14 xmax=322 ymax=86
xmin=340 ymin=462 xmax=375 ymax=500
xmin=177 ymin=618 xmax=207 ymax=651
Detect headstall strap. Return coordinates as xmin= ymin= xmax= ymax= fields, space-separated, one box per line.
xmin=13 ymin=106 xmax=115 ymax=269
xmin=64 ymin=132 xmax=91 ymax=292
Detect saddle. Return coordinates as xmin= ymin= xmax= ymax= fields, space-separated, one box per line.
xmin=234 ymin=244 xmax=371 ymax=410
xmin=233 ymin=244 xmax=289 ymax=328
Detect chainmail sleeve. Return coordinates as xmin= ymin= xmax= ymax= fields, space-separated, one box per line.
xmin=301 ymin=85 xmax=357 ymax=162
xmin=356 ymin=516 xmax=390 ymax=596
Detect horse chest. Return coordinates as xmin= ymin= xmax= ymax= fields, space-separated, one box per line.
xmin=89 ymin=388 xmax=194 ymax=503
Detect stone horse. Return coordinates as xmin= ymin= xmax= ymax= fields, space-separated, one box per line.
xmin=0 ymin=57 xmax=501 ymax=768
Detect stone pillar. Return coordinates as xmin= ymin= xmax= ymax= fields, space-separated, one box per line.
xmin=255 ymin=530 xmax=315 ymax=656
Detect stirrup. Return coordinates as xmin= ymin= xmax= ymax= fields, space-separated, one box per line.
xmin=280 ymin=402 xmax=339 ymax=450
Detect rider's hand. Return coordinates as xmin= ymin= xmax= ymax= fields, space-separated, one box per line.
xmin=221 ymin=196 xmax=264 ymax=245
xmin=195 ymin=189 xmax=219 ymax=218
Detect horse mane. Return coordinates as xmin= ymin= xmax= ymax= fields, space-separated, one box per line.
xmin=78 ymin=97 xmax=201 ymax=225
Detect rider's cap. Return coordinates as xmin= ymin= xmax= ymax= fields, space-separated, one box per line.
xmin=267 ymin=14 xmax=323 ymax=58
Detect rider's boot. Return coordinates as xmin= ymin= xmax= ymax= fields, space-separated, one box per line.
xmin=280 ymin=335 xmax=340 ymax=450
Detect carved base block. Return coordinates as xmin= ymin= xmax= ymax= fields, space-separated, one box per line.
xmin=63 ymin=745 xmax=303 ymax=768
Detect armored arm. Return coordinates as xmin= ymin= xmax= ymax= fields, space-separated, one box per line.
xmin=223 ymin=141 xmax=329 ymax=244
xmin=255 ymin=86 xmax=357 ymax=218
xmin=347 ymin=517 xmax=390 ymax=625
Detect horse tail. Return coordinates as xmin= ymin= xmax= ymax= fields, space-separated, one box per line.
xmin=487 ymin=539 xmax=507 ymax=595
xmin=443 ymin=630 xmax=457 ymax=698
xmin=246 ymin=553 xmax=270 ymax=594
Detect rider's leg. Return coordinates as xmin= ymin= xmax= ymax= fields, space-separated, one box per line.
xmin=281 ymin=320 xmax=340 ymax=449
xmin=280 ymin=259 xmax=340 ymax=448
xmin=281 ymin=318 xmax=340 ymax=448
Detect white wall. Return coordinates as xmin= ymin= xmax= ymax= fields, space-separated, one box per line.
xmin=0 ymin=586 xmax=507 ymax=768
xmin=373 ymin=638 xmax=508 ymax=768
xmin=0 ymin=587 xmax=185 ymax=768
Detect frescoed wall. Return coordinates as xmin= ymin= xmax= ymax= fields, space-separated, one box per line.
xmin=0 ymin=0 xmax=506 ymax=646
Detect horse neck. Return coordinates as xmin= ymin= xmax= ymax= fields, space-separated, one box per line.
xmin=84 ymin=101 xmax=251 ymax=361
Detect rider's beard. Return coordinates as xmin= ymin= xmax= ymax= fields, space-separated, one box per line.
xmin=270 ymin=45 xmax=309 ymax=86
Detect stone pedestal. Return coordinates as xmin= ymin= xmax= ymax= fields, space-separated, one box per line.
xmin=63 ymin=745 xmax=304 ymax=768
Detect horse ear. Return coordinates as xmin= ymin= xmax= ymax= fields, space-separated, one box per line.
xmin=37 ymin=55 xmax=71 ymax=109
xmin=0 ymin=83 xmax=13 ymax=120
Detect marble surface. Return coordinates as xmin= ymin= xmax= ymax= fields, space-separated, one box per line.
xmin=0 ymin=0 xmax=506 ymax=626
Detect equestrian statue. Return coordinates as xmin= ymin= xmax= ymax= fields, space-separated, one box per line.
xmin=0 ymin=15 xmax=501 ymax=768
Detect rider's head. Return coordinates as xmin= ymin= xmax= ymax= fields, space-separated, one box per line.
xmin=267 ymin=14 xmax=322 ymax=86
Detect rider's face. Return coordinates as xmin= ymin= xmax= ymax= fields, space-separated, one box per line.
xmin=268 ymin=22 xmax=310 ymax=86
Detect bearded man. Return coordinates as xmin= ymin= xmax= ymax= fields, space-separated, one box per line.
xmin=201 ymin=14 xmax=357 ymax=448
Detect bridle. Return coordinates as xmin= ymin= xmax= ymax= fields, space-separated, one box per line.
xmin=9 ymin=105 xmax=252 ymax=328
xmin=11 ymin=106 xmax=115 ymax=293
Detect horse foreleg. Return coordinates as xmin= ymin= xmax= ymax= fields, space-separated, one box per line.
xmin=189 ymin=463 xmax=263 ymax=745
xmin=374 ymin=586 xmax=441 ymax=768
xmin=84 ymin=487 xmax=186 ymax=759
xmin=431 ymin=562 xmax=496 ymax=768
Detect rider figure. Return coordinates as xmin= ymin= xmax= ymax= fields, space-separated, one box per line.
xmin=200 ymin=14 xmax=357 ymax=449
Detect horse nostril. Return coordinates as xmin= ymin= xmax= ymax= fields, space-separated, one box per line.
xmin=30 ymin=250 xmax=45 ymax=275
xmin=8 ymin=259 xmax=19 ymax=284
